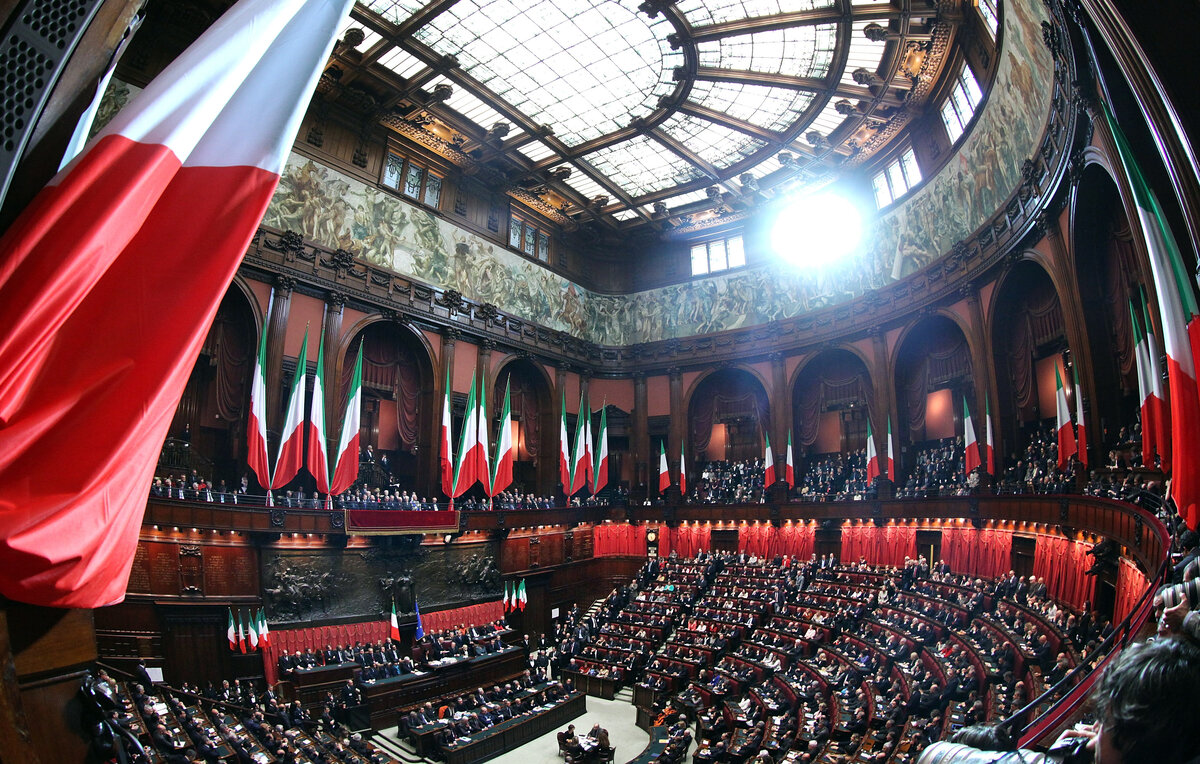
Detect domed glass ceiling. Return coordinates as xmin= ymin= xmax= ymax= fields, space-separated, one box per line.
xmin=343 ymin=0 xmax=921 ymax=228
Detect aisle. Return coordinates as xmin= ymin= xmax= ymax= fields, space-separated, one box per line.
xmin=487 ymin=696 xmax=647 ymax=764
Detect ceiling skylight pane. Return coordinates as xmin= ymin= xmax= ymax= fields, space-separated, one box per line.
xmin=676 ymin=0 xmax=835 ymax=26
xmin=519 ymin=142 xmax=556 ymax=162
xmin=583 ymin=135 xmax=708 ymax=197
xmin=612 ymin=209 xmax=641 ymax=221
xmin=807 ymin=100 xmax=847 ymax=136
xmin=414 ymin=0 xmax=683 ymax=146
xmin=560 ymin=170 xmax=607 ymax=199
xmin=377 ymin=46 xmax=426 ymax=78
xmin=687 ymin=81 xmax=814 ymax=132
xmin=658 ymin=114 xmax=767 ymax=169
xmin=842 ymin=20 xmax=887 ymax=78
xmin=696 ymin=24 xmax=836 ymax=79
xmin=659 ymin=188 xmax=712 ymax=209
xmin=361 ymin=0 xmax=427 ymax=25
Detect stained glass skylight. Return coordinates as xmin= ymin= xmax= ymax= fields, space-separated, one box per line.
xmin=687 ymin=81 xmax=816 ymax=132
xmin=658 ymin=113 xmax=767 ymax=170
xmin=676 ymin=0 xmax=835 ymax=27
xmin=362 ymin=0 xmax=424 ymax=25
xmin=414 ymin=0 xmax=683 ymax=146
xmin=583 ymin=135 xmax=709 ymax=197
xmin=696 ymin=24 xmax=837 ymax=77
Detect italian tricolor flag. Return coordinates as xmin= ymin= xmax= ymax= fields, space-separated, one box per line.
xmin=1073 ymin=364 xmax=1088 ymax=468
xmin=330 ymin=343 xmax=362 ymax=496
xmin=517 ymin=579 xmax=527 ymax=611
xmin=247 ymin=609 xmax=259 ymax=651
xmin=258 ymin=608 xmax=270 ymax=647
xmin=885 ymin=418 xmax=895 ymax=481
xmin=984 ymin=398 xmax=996 ymax=475
xmin=559 ymin=393 xmax=572 ymax=494
xmin=474 ymin=375 xmax=490 ymax=497
xmin=964 ymin=397 xmax=981 ymax=474
xmin=227 ymin=608 xmax=237 ymax=651
xmin=569 ymin=396 xmax=589 ymax=495
xmin=247 ymin=324 xmax=272 ymax=492
xmin=440 ymin=366 xmax=454 ymax=497
xmin=679 ymin=440 xmax=687 ymax=497
xmin=866 ymin=419 xmax=880 ymax=484
xmin=390 ymin=601 xmax=400 ymax=641
xmin=1055 ymin=363 xmax=1076 ymax=470
xmin=490 ymin=379 xmax=514 ymax=497
xmin=307 ymin=333 xmax=330 ymax=498
xmin=592 ymin=404 xmax=609 ymax=495
xmin=658 ymin=443 xmax=670 ymax=493
xmin=1140 ymin=293 xmax=1170 ymax=468
xmin=271 ymin=326 xmax=308 ymax=489
xmin=451 ymin=372 xmax=479 ymax=497
xmin=784 ymin=431 xmax=795 ymax=489
xmin=763 ymin=433 xmax=776 ymax=485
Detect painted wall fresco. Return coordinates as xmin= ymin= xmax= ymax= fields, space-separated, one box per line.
xmin=256 ymin=0 xmax=1053 ymax=346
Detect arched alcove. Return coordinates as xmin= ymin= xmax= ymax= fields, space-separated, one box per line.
xmin=686 ymin=368 xmax=770 ymax=465
xmin=493 ymin=358 xmax=554 ymax=496
xmin=792 ymin=348 xmax=874 ymax=457
xmin=166 ymin=287 xmax=257 ymax=489
xmin=1072 ymin=164 xmax=1143 ymax=454
xmin=893 ymin=315 xmax=973 ymax=478
xmin=990 ymin=260 xmax=1069 ymax=466
xmin=338 ymin=321 xmax=436 ymax=496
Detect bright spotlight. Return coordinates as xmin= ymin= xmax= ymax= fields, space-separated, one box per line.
xmin=771 ymin=193 xmax=862 ymax=268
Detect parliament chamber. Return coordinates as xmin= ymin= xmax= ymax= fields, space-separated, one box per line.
xmin=0 ymin=0 xmax=1198 ymax=762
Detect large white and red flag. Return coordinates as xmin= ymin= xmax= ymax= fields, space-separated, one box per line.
xmin=451 ymin=372 xmax=480 ymax=497
xmin=271 ymin=326 xmax=308 ymax=489
xmin=559 ymin=392 xmax=572 ymax=495
xmin=885 ymin=418 xmax=895 ymax=481
xmin=1072 ymin=364 xmax=1088 ymax=468
xmin=1103 ymin=99 xmax=1200 ymax=528
xmin=0 ymin=0 xmax=352 ymax=607
xmin=679 ymin=440 xmax=687 ymax=497
xmin=1140 ymin=293 xmax=1170 ymax=468
xmin=763 ymin=433 xmax=776 ymax=485
xmin=984 ymin=398 xmax=996 ymax=475
xmin=784 ymin=430 xmax=796 ymax=489
xmin=658 ymin=443 xmax=670 ymax=494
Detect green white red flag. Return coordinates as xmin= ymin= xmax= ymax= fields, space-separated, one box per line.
xmin=784 ymin=431 xmax=795 ymax=489
xmin=984 ymin=398 xmax=996 ymax=475
xmin=248 ymin=321 xmax=272 ymax=491
xmin=390 ymin=600 xmax=400 ymax=641
xmin=451 ymin=372 xmax=479 ymax=497
xmin=0 ymin=0 xmax=353 ymax=607
xmin=271 ymin=326 xmax=308 ymax=489
xmin=237 ymin=610 xmax=247 ymax=654
xmin=227 ymin=608 xmax=237 ymax=651
xmin=517 ymin=579 xmax=527 ymax=611
xmin=658 ymin=443 xmax=670 ymax=493
xmin=559 ymin=393 xmax=571 ymax=495
xmin=1103 ymin=100 xmax=1200 ymax=528
xmin=679 ymin=440 xmax=687 ymax=497
xmin=440 ymin=366 xmax=453 ymax=497
xmin=886 ymin=418 xmax=895 ymax=481
xmin=258 ymin=608 xmax=270 ymax=647
xmin=1140 ymin=293 xmax=1169 ymax=467
xmin=866 ymin=419 xmax=879 ymax=484
xmin=247 ymin=609 xmax=259 ymax=651
xmin=569 ymin=395 xmax=588 ymax=495
xmin=763 ymin=433 xmax=776 ymax=485
xmin=307 ymin=332 xmax=330 ymax=497
xmin=964 ymin=397 xmax=981 ymax=474
xmin=1073 ymin=364 xmax=1088 ymax=468
xmin=592 ymin=404 xmax=608 ymax=495
xmin=474 ymin=374 xmax=490 ymax=497
xmin=330 ymin=343 xmax=362 ymax=496
xmin=490 ymin=379 xmax=514 ymax=497
xmin=1055 ymin=363 xmax=1077 ymax=470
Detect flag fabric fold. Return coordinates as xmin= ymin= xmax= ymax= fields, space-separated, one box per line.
xmin=258 ymin=608 xmax=270 ymax=647
xmin=451 ymin=372 xmax=479 ymax=498
xmin=247 ymin=322 xmax=272 ymax=491
xmin=885 ymin=418 xmax=895 ymax=482
xmin=559 ymin=393 xmax=571 ymax=495
xmin=1140 ymin=293 xmax=1170 ymax=468
xmin=679 ymin=440 xmax=687 ymax=497
xmin=784 ymin=431 xmax=795 ymax=489
xmin=984 ymin=398 xmax=996 ymax=476
xmin=1073 ymin=364 xmax=1088 ymax=468
xmin=569 ymin=396 xmax=588 ymax=496
xmin=517 ymin=579 xmax=527 ymax=611
xmin=247 ymin=609 xmax=259 ymax=651
xmin=0 ymin=0 xmax=354 ymax=607
xmin=474 ymin=374 xmax=490 ymax=497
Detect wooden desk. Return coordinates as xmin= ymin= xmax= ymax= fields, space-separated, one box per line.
xmin=363 ymin=648 xmax=526 ymax=728
xmin=563 ymin=670 xmax=619 ymax=700
xmin=626 ymin=725 xmax=670 ymax=764
xmin=289 ymin=662 xmax=358 ymax=707
xmin=441 ymin=693 xmax=586 ymax=764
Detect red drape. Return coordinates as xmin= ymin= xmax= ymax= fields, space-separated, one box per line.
xmin=737 ymin=523 xmax=815 ymax=559
xmin=1032 ymin=535 xmax=1097 ymax=611
xmin=658 ymin=525 xmax=712 ymax=558
xmin=593 ymin=524 xmax=648 ymax=557
xmin=261 ymin=599 xmax=505 ymax=685
xmin=1113 ymin=558 xmax=1148 ymax=626
xmin=941 ymin=526 xmax=1013 ymax=579
xmin=840 ymin=525 xmax=916 ymax=567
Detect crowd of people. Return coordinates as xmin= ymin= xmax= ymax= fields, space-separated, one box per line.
xmin=686 ymin=459 xmax=766 ymax=504
xmin=797 ymin=450 xmax=870 ymax=500
xmin=897 ymin=439 xmax=969 ymax=498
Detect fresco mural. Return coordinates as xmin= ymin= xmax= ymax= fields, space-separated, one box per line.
xmin=256 ymin=0 xmax=1053 ymax=346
